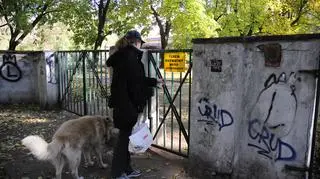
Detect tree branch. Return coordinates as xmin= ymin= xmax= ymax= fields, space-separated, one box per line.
xmin=0 ymin=3 xmax=14 ymax=34
xmin=0 ymin=23 xmax=8 ymax=27
xmin=15 ymin=2 xmax=50 ymax=45
xmin=214 ymin=13 xmax=225 ymax=21
xmin=290 ymin=0 xmax=308 ymax=26
xmin=150 ymin=5 xmax=163 ymax=32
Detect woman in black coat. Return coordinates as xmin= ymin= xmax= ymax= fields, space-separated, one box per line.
xmin=107 ymin=30 xmax=159 ymax=179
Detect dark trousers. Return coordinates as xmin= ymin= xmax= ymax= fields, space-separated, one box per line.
xmin=111 ymin=128 xmax=133 ymax=177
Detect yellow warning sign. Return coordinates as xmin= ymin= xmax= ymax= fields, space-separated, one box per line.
xmin=164 ymin=52 xmax=186 ymax=72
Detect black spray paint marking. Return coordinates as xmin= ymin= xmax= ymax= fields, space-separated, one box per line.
xmin=0 ymin=54 xmax=22 ymax=82
xmin=248 ymin=72 xmax=299 ymax=161
xmin=197 ymin=97 xmax=234 ymax=131
xmin=46 ymin=54 xmax=57 ymax=84
xmin=248 ymin=119 xmax=296 ymax=161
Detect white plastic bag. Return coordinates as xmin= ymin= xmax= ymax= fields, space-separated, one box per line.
xmin=128 ymin=123 xmax=153 ymax=153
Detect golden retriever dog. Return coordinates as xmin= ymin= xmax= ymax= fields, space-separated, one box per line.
xmin=21 ymin=115 xmax=113 ymax=179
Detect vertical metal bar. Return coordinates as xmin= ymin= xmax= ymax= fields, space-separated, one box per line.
xmin=63 ymin=53 xmax=69 ymax=109
xmin=171 ymin=71 xmax=174 ymax=150
xmin=72 ymin=53 xmax=76 ymax=113
xmin=65 ymin=53 xmax=69 ymax=110
xmin=92 ymin=53 xmax=95 ymax=115
xmin=94 ymin=52 xmax=97 ymax=115
xmin=99 ymin=51 xmax=103 ymax=115
xmin=147 ymin=52 xmax=152 ymax=132
xmin=62 ymin=53 xmax=66 ymax=109
xmin=308 ymin=55 xmax=320 ymax=179
xmin=76 ymin=53 xmax=80 ymax=114
xmin=155 ymin=52 xmax=159 ymax=144
xmin=86 ymin=52 xmax=89 ymax=115
xmin=96 ymin=52 xmax=99 ymax=115
xmin=82 ymin=52 xmax=88 ymax=115
xmin=187 ymin=52 xmax=192 ymax=156
xmin=93 ymin=53 xmax=97 ymax=115
xmin=90 ymin=54 xmax=94 ymax=115
xmin=56 ymin=52 xmax=62 ymax=108
xmin=163 ymin=56 xmax=166 ymax=148
xmin=69 ymin=53 xmax=73 ymax=111
xmin=78 ymin=52 xmax=82 ymax=115
xmin=87 ymin=53 xmax=91 ymax=115
xmin=69 ymin=53 xmax=73 ymax=112
xmin=91 ymin=53 xmax=94 ymax=115
xmin=67 ymin=53 xmax=71 ymax=111
xmin=94 ymin=52 xmax=99 ymax=115
xmin=179 ymin=71 xmax=182 ymax=153
xmin=57 ymin=53 xmax=61 ymax=106
xmin=104 ymin=52 xmax=112 ymax=115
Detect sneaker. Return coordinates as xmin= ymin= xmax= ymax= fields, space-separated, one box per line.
xmin=126 ymin=169 xmax=142 ymax=178
xmin=114 ymin=173 xmax=130 ymax=179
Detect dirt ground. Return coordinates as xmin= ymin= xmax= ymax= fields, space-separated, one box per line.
xmin=0 ymin=105 xmax=192 ymax=179
xmin=2 ymin=104 xmax=320 ymax=179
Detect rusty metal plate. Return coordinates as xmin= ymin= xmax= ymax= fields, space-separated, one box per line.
xmin=257 ymin=43 xmax=282 ymax=67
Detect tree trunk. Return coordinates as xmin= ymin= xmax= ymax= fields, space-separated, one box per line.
xmin=94 ymin=0 xmax=111 ymax=50
xmin=151 ymin=5 xmax=172 ymax=68
xmin=150 ymin=5 xmax=171 ymax=50
xmin=159 ymin=20 xmax=171 ymax=49
xmin=8 ymin=30 xmax=20 ymax=50
xmin=8 ymin=42 xmax=18 ymax=50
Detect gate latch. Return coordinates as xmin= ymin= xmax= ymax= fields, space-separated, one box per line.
xmin=298 ymin=69 xmax=320 ymax=77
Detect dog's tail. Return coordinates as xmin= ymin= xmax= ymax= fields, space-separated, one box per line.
xmin=21 ymin=135 xmax=63 ymax=161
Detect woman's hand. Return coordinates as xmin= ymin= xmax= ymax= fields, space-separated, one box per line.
xmin=156 ymin=78 xmax=165 ymax=88
xmin=157 ymin=78 xmax=164 ymax=84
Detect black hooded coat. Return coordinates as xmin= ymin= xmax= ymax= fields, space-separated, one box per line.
xmin=106 ymin=45 xmax=157 ymax=130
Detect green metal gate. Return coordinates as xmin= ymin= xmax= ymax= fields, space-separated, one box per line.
xmin=56 ymin=50 xmax=111 ymax=116
xmin=56 ymin=49 xmax=192 ymax=157
xmin=147 ymin=49 xmax=192 ymax=157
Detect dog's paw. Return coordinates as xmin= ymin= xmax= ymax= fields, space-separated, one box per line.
xmin=88 ymin=161 xmax=94 ymax=166
xmin=100 ymin=163 xmax=108 ymax=168
xmin=78 ymin=176 xmax=84 ymax=179
xmin=84 ymin=161 xmax=94 ymax=168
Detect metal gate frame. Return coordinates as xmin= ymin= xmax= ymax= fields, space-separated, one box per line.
xmin=147 ymin=49 xmax=192 ymax=157
xmin=56 ymin=50 xmax=110 ymax=116
xmin=56 ymin=49 xmax=192 ymax=157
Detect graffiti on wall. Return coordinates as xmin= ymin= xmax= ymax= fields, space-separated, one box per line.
xmin=46 ymin=54 xmax=57 ymax=84
xmin=0 ymin=54 xmax=22 ymax=82
xmin=248 ymin=72 xmax=300 ymax=161
xmin=197 ymin=97 xmax=234 ymax=131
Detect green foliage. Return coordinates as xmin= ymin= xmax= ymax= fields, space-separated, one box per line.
xmin=0 ymin=0 xmax=75 ymax=50
xmin=0 ymin=0 xmax=319 ymax=50
xmin=59 ymin=0 xmax=153 ymax=49
xmin=149 ymin=0 xmax=219 ymax=49
xmin=206 ymin=0 xmax=320 ymax=36
xmin=55 ymin=0 xmax=96 ymax=48
xmin=16 ymin=22 xmax=75 ymax=50
xmin=171 ymin=0 xmax=219 ymax=48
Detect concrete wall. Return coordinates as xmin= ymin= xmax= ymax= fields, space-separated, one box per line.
xmin=44 ymin=52 xmax=59 ymax=108
xmin=190 ymin=34 xmax=320 ymax=179
xmin=0 ymin=51 xmax=59 ymax=108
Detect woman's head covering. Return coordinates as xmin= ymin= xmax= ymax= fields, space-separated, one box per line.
xmin=125 ymin=30 xmax=145 ymax=43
